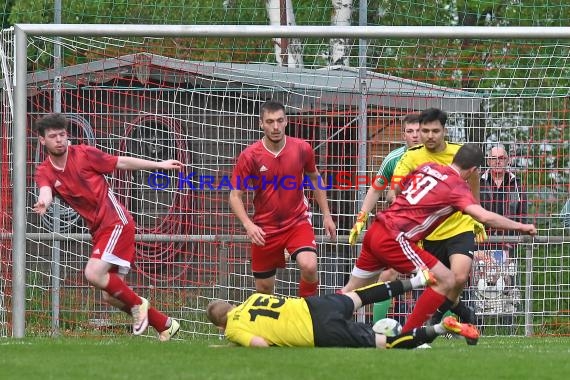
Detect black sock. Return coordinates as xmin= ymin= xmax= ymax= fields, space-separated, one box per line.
xmin=354 ymin=280 xmax=404 ymax=306
xmin=429 ymin=298 xmax=454 ymax=324
xmin=451 ymin=301 xmax=475 ymax=323
xmin=386 ymin=327 xmax=437 ymax=349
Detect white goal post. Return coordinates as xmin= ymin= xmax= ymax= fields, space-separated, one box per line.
xmin=8 ymin=24 xmax=570 ymax=338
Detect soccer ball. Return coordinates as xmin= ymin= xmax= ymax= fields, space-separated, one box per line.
xmin=372 ymin=318 xmax=402 ymax=337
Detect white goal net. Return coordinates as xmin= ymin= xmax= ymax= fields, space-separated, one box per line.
xmin=1 ymin=25 xmax=569 ymax=338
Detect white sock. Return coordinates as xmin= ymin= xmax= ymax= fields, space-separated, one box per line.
xmin=410 ymin=272 xmax=424 ymax=288
xmin=434 ymin=323 xmax=446 ymax=335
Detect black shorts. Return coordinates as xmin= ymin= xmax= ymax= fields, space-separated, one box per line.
xmin=423 ymin=231 xmax=475 ymax=268
xmin=305 ymin=294 xmax=376 ymax=348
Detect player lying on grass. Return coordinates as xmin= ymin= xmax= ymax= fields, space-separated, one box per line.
xmin=206 ymin=269 xmax=479 ymax=348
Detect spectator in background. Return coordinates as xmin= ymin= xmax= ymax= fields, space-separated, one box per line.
xmin=478 ymin=144 xmax=527 ymax=287
xmin=480 ymin=144 xmax=527 ymax=232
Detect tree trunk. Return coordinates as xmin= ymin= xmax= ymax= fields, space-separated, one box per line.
xmin=330 ymin=0 xmax=353 ymax=66
xmin=266 ymin=0 xmax=304 ymax=67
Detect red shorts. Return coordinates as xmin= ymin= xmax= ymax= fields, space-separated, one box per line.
xmin=251 ymin=220 xmax=317 ymax=274
xmin=91 ymin=223 xmax=136 ymax=273
xmin=354 ymin=220 xmax=439 ymax=276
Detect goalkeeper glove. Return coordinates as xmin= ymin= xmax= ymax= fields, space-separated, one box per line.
xmin=348 ymin=211 xmax=368 ymax=245
xmin=474 ymin=222 xmax=488 ymax=243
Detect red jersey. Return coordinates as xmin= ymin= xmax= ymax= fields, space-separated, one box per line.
xmin=231 ymin=136 xmax=317 ymax=235
xmin=380 ymin=163 xmax=477 ymax=242
xmin=35 ymin=145 xmax=133 ymax=234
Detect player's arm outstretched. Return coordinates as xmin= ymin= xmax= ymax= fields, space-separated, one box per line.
xmin=33 ymin=186 xmax=54 ymax=215
xmin=463 ymin=204 xmax=537 ymax=235
xmin=115 ymin=156 xmax=184 ymax=171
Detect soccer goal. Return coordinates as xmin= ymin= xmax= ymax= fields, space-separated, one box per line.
xmin=2 ymin=24 xmax=570 ymax=339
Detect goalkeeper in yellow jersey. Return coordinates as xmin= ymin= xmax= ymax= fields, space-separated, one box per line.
xmin=388 ymin=108 xmax=482 ymax=331
xmin=206 ymin=269 xmax=480 ymax=348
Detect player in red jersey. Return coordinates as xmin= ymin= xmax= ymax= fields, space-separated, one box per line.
xmin=230 ymin=100 xmax=336 ymax=297
xmin=33 ymin=113 xmax=183 ymax=340
xmin=340 ymin=143 xmax=537 ymax=333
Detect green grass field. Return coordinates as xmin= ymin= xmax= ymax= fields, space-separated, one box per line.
xmin=1 ymin=337 xmax=569 ymax=380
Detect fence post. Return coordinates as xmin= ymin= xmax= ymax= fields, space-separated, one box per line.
xmin=524 ymin=242 xmax=534 ymax=336
xmin=50 ymin=199 xmax=61 ymax=336
xmin=218 ymin=242 xmax=229 ymax=301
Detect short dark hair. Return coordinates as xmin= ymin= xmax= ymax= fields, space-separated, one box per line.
xmin=452 ymin=143 xmax=484 ymax=169
xmin=259 ymin=100 xmax=286 ymax=118
xmin=419 ymin=108 xmax=447 ymax=127
xmin=402 ymin=113 xmax=420 ymax=126
xmin=35 ymin=113 xmax=69 ymax=137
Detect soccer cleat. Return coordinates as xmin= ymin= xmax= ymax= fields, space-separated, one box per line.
xmin=442 ymin=316 xmax=480 ymax=345
xmin=415 ymin=266 xmax=437 ymax=287
xmin=465 ymin=337 xmax=478 ymax=346
xmin=131 ymin=297 xmax=149 ymax=335
xmin=159 ymin=319 xmax=180 ymax=342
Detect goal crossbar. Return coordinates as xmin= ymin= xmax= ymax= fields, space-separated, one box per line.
xmin=15 ymin=24 xmax=570 ymax=39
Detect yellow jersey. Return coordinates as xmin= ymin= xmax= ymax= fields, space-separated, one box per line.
xmin=393 ymin=142 xmax=476 ymax=240
xmin=225 ymin=293 xmax=314 ymax=347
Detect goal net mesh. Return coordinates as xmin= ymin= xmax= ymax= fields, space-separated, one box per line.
xmin=1 ymin=1 xmax=569 ymax=338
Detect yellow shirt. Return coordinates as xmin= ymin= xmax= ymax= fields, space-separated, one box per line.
xmin=225 ymin=293 xmax=314 ymax=347
xmin=393 ymin=142 xmax=476 ymax=240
